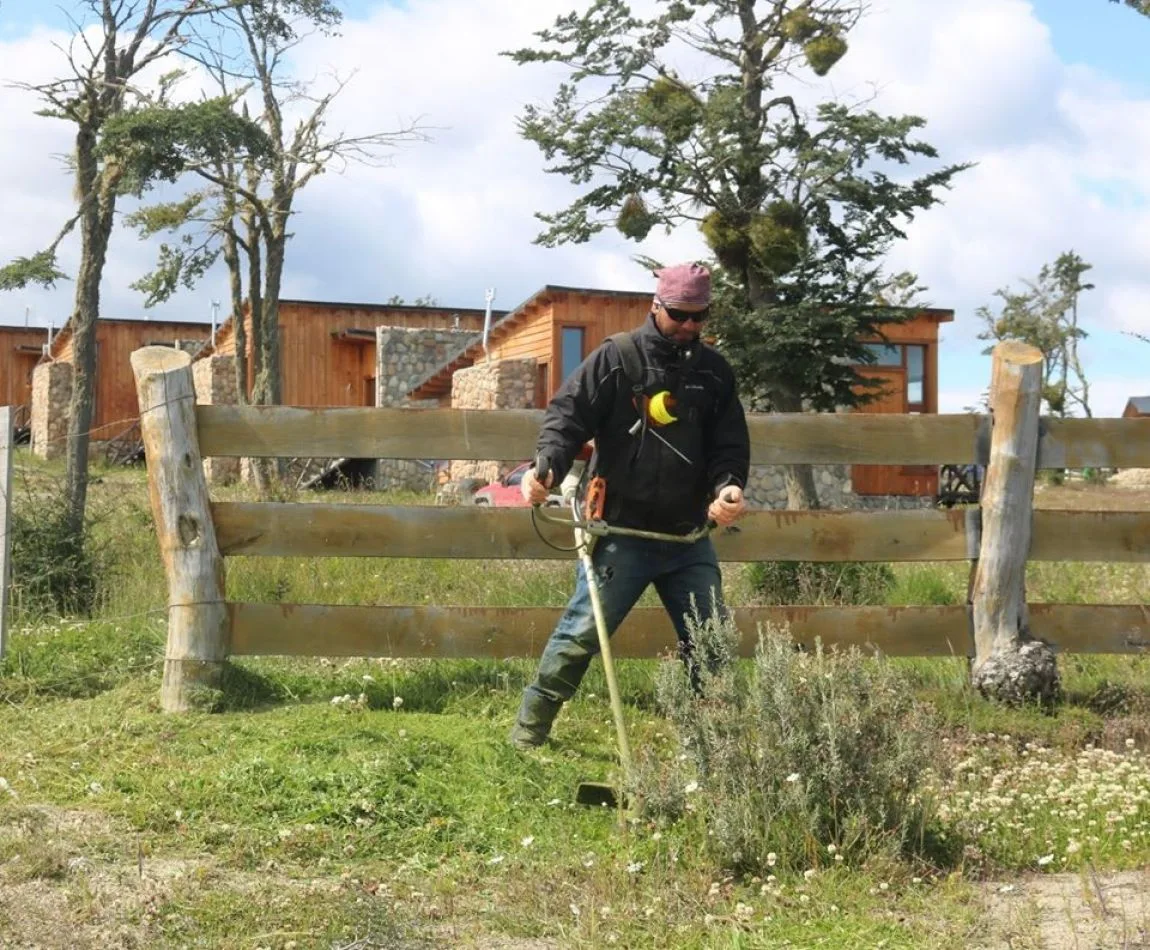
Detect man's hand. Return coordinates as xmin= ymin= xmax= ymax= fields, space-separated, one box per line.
xmin=521 ymin=465 xmax=554 ymax=505
xmin=707 ymin=485 xmax=745 ymax=527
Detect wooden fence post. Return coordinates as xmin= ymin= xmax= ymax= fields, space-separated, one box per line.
xmin=970 ymin=341 xmax=1060 ymax=704
xmin=130 ymin=347 xmax=229 ymax=712
xmin=0 ymin=407 xmax=13 ymax=659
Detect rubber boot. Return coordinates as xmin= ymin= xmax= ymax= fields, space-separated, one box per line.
xmin=508 ymin=689 xmax=562 ymax=750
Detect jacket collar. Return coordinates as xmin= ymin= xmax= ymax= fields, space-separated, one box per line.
xmin=636 ymin=313 xmax=700 ymax=366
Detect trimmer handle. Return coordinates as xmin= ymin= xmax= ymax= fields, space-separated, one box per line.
xmin=534 ymin=454 xmax=552 ymax=492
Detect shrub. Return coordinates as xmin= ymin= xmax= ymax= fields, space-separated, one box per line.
xmin=9 ymin=504 xmax=105 ymax=617
xmin=637 ymin=616 xmax=941 ymax=875
xmin=748 ymin=560 xmax=895 ymax=605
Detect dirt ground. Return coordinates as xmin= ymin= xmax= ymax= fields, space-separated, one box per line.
xmin=1033 ymin=479 xmax=1150 ymax=511
xmin=980 ymin=870 xmax=1150 ymax=950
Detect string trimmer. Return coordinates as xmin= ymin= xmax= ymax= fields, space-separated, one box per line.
xmin=531 ymin=458 xmax=717 ymax=812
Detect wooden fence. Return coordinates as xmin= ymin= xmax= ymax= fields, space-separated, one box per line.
xmin=131 ymin=343 xmax=1150 ymax=712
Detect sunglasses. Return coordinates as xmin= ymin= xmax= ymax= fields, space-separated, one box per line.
xmin=657 ymin=299 xmax=710 ymax=323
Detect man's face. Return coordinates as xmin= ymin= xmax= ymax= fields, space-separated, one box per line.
xmin=653 ymin=298 xmax=710 ymax=344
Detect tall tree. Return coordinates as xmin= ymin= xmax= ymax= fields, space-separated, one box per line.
xmin=976 ymin=252 xmax=1094 ymax=418
xmin=0 ymin=0 xmax=233 ymax=550
xmin=127 ymin=0 xmax=427 ymax=419
xmin=508 ymin=0 xmax=968 ymax=509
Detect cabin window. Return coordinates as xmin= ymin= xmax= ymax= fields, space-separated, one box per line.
xmin=856 ymin=342 xmax=929 ymax=412
xmin=560 ymin=327 xmax=586 ymax=381
xmin=862 ymin=342 xmax=901 ymax=366
xmin=906 ymin=345 xmax=925 ymax=410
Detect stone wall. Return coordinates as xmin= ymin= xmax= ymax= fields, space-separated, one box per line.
xmin=449 ymin=357 xmax=536 ymax=485
xmin=192 ymin=355 xmax=240 ymax=484
xmin=375 ymin=326 xmax=480 ymax=492
xmin=30 ymin=361 xmax=73 ymax=461
xmin=745 ymin=463 xmax=936 ymax=510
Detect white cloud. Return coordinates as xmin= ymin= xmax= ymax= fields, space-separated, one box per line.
xmin=2 ymin=0 xmax=1149 ymax=409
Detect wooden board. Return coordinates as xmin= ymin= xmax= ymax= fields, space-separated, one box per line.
xmin=0 ymin=407 xmax=12 ymax=658
xmin=196 ymin=406 xmax=1150 ymax=468
xmin=212 ymin=504 xmax=1150 ymax=564
xmin=228 ymin=603 xmax=974 ymax=658
xmin=226 ymin=602 xmax=1150 ymax=659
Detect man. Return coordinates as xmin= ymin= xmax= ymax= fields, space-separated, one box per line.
xmin=509 ymin=262 xmax=750 ymax=750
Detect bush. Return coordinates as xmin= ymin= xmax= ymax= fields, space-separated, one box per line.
xmin=9 ymin=505 xmax=105 ymax=616
xmin=748 ymin=560 xmax=895 ymax=605
xmin=637 ymin=617 xmax=941 ymax=875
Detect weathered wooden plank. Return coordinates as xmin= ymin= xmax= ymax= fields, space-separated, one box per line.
xmin=1039 ymin=417 xmax=1150 ymax=470
xmin=0 ymin=407 xmax=12 ymax=659
xmin=196 ymin=406 xmax=1150 ymax=468
xmin=197 ymin=406 xmax=544 ymax=460
xmin=196 ymin=406 xmax=989 ymax=464
xmin=214 ymin=504 xmax=981 ymax=561
xmin=227 ymin=603 xmax=974 ymax=658
xmin=227 ymin=602 xmax=1150 ymax=659
xmin=213 ymin=503 xmax=1150 ymax=563
xmin=1031 ymin=510 xmax=1150 ymax=562
xmin=1029 ymin=604 xmax=1150 ymax=653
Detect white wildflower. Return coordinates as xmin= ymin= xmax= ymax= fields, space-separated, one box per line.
xmin=521 ymin=836 xmax=534 ymax=848
xmin=786 ymin=772 xmax=801 ymax=783
xmin=766 ymin=852 xmax=777 ymax=866
xmin=684 ymin=780 xmax=699 ymax=794
xmin=1037 ymin=854 xmax=1054 ymax=867
xmin=627 ymin=861 xmax=644 ymax=874
xmin=804 ymin=869 xmax=816 ymax=880
xmin=487 ymin=855 xmax=504 ymax=865
xmin=392 ymin=696 xmax=404 ymax=709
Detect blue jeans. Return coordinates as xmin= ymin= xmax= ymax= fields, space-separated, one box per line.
xmin=513 ymin=534 xmax=726 ymax=742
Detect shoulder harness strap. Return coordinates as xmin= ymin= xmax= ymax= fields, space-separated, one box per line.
xmin=608 ymin=331 xmax=645 ymax=394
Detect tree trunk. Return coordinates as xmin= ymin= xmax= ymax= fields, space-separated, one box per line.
xmin=130 ymin=346 xmax=229 ymax=713
xmin=970 ymin=341 xmax=1060 ymax=705
xmin=251 ymin=227 xmax=284 ymax=407
xmin=221 ymin=213 xmax=247 ymax=405
xmin=63 ymin=129 xmax=117 ymax=543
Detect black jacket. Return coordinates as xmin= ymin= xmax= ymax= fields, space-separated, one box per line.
xmin=536 ymin=315 xmax=750 ymax=534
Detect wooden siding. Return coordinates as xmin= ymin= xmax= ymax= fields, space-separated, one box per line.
xmin=489 ymin=300 xmax=553 ymax=363
xmin=53 ymin=320 xmax=211 ymax=434
xmin=852 ymin=313 xmax=948 ymax=496
xmin=0 ymin=327 xmax=51 ymax=411
xmin=222 ymin=302 xmax=487 ymax=407
xmin=546 ymin=291 xmax=651 ymax=397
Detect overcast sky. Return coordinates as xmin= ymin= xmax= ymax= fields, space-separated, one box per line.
xmin=1 ymin=0 xmax=1148 ymax=414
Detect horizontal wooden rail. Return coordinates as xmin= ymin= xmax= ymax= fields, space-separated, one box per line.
xmin=195 ymin=406 xmax=1150 ymax=468
xmin=227 ymin=602 xmax=1150 ymax=659
xmin=212 ymin=504 xmax=1150 ymax=563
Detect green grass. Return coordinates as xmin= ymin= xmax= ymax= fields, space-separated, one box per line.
xmin=1 ymin=450 xmax=1148 ymax=947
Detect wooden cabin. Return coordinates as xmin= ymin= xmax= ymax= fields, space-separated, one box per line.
xmin=0 ymin=324 xmax=51 ymax=427
xmin=851 ymin=308 xmax=954 ymax=497
xmin=1123 ymin=396 xmax=1150 ymax=419
xmin=205 ymin=298 xmax=494 ymax=406
xmin=43 ymin=317 xmax=212 ymax=438
xmin=409 ymin=287 xmax=954 ymax=499
xmin=408 ymin=286 xmax=655 ymax=407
